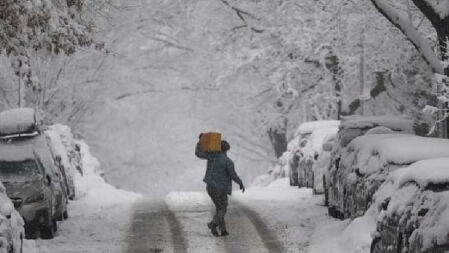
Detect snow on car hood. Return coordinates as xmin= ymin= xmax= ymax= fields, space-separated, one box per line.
xmin=394 ymin=158 xmax=449 ymax=188
xmin=294 ymin=120 xmax=340 ymax=137
xmin=339 ymin=115 xmax=414 ymax=133
xmin=344 ymin=135 xmax=449 ymax=175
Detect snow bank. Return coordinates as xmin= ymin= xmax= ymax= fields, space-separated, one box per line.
xmin=0 ymin=108 xmax=37 ymax=136
xmin=74 ymin=140 xmax=141 ymax=205
xmin=51 ymin=124 xmax=141 ymax=206
xmin=295 ymin=120 xmax=340 ymax=136
xmin=243 ymin=178 xmax=312 ymax=201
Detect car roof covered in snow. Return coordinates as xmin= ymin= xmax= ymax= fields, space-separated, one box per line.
xmin=340 ymin=115 xmax=414 ymax=133
xmin=305 ymin=126 xmax=339 ymax=156
xmin=347 ymin=135 xmax=449 ymax=175
xmin=393 ymin=158 xmax=449 ymax=189
xmin=0 ymin=144 xmax=36 ymax=162
xmin=0 ymin=108 xmax=38 ymax=136
xmin=294 ymin=120 xmax=340 ymax=136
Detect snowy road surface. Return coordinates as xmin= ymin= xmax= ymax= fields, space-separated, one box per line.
xmin=25 ymin=178 xmax=373 ymax=253
xmin=127 ymin=198 xmax=284 ymax=253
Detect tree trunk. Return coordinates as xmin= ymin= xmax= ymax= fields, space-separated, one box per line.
xmin=267 ymin=118 xmax=288 ymax=159
xmin=437 ymin=26 xmax=449 ymax=138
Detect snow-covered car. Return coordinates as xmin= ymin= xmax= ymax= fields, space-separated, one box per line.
xmin=297 ymin=126 xmax=339 ymax=189
xmin=0 ymin=145 xmax=57 ymax=240
xmin=45 ymin=129 xmax=76 ymax=200
xmin=312 ymin=134 xmax=335 ymax=195
xmin=0 ymin=108 xmax=39 ymax=138
xmin=49 ymin=125 xmax=83 ymax=177
xmin=371 ymin=158 xmax=449 ymax=253
xmin=289 ymin=120 xmax=340 ymax=186
xmin=332 ymin=134 xmax=449 ymax=220
xmin=0 ymin=108 xmax=67 ymax=238
xmin=325 ymin=116 xmax=414 ymax=218
xmin=0 ymin=181 xmax=24 ymax=253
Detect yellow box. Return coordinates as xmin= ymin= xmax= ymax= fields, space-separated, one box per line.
xmin=200 ymin=132 xmax=222 ymax=152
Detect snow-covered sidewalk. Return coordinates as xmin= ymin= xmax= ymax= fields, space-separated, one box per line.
xmin=25 ymin=195 xmax=138 ymax=253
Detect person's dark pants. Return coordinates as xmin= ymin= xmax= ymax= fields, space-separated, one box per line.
xmin=206 ymin=184 xmax=228 ymax=233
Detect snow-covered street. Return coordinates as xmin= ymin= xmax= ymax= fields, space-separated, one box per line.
xmin=22 ymin=178 xmax=374 ymax=253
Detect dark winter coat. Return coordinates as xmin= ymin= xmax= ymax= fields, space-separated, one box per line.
xmin=195 ymin=143 xmax=243 ymax=195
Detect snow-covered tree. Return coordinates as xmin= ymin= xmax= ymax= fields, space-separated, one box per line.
xmin=369 ymin=0 xmax=449 ymax=135
xmin=0 ymin=0 xmax=96 ymax=106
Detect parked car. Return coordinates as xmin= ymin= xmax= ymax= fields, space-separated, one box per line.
xmin=371 ymin=158 xmax=449 ymax=253
xmin=45 ymin=129 xmax=76 ymax=200
xmin=298 ymin=126 xmax=339 ymax=189
xmin=289 ymin=120 xmax=340 ymax=186
xmin=0 ymin=108 xmax=68 ymax=238
xmin=0 ymin=145 xmax=58 ymax=239
xmin=0 ymin=182 xmax=24 ymax=253
xmin=325 ymin=116 xmax=415 ymax=218
xmin=331 ymin=134 xmax=449 ymax=220
xmin=312 ymin=134 xmax=335 ymax=195
xmin=49 ymin=124 xmax=83 ymax=177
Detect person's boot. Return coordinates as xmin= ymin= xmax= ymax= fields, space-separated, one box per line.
xmin=221 ymin=231 xmax=229 ymax=237
xmin=207 ymin=222 xmax=219 ymax=237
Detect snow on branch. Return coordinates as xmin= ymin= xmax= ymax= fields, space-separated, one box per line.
xmin=421 ymin=0 xmax=449 ymax=19
xmin=218 ymin=0 xmax=264 ymax=33
xmin=371 ymin=0 xmax=444 ymax=74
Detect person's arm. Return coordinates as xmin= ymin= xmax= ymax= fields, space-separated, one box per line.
xmin=226 ymin=159 xmax=245 ymax=192
xmin=195 ymin=142 xmax=215 ymax=160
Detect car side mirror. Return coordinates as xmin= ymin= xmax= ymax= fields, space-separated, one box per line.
xmin=418 ymin=208 xmax=429 ymax=216
xmin=322 ymin=143 xmax=333 ymax=152
xmin=0 ymin=201 xmax=13 ymax=218
xmin=381 ymin=197 xmax=390 ymax=211
xmin=45 ymin=175 xmax=52 ymax=186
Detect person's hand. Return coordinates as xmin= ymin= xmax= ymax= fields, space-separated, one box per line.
xmin=240 ymin=183 xmax=245 ymax=193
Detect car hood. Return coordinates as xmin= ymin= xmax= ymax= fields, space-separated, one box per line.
xmin=2 ymin=179 xmax=43 ymax=199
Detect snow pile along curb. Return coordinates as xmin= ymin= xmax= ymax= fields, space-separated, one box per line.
xmin=52 ymin=124 xmax=141 ymax=206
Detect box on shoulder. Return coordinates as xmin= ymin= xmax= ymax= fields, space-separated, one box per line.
xmin=200 ymin=132 xmax=222 ymax=152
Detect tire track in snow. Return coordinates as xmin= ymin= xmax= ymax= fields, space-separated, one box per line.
xmin=234 ymin=202 xmax=285 ymax=253
xmin=222 ymin=206 xmax=271 ymax=253
xmin=127 ymin=199 xmax=187 ymax=253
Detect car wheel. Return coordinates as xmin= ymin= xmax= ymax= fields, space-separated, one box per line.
xmin=323 ymin=177 xmax=328 ymax=206
xmin=289 ymin=172 xmax=299 ymax=186
xmin=370 ymin=237 xmax=382 ymax=253
xmin=53 ymin=219 xmax=58 ymax=232
xmin=40 ymin=220 xmax=55 ymax=239
xmin=25 ymin=224 xmax=38 ymax=240
xmin=19 ymin=235 xmax=23 ymax=253
xmin=328 ymin=206 xmax=336 ymax=218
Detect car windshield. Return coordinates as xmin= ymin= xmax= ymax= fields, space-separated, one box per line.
xmin=0 ymin=160 xmax=41 ymax=178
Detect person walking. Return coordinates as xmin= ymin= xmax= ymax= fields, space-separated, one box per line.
xmin=195 ymin=134 xmax=245 ymax=237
